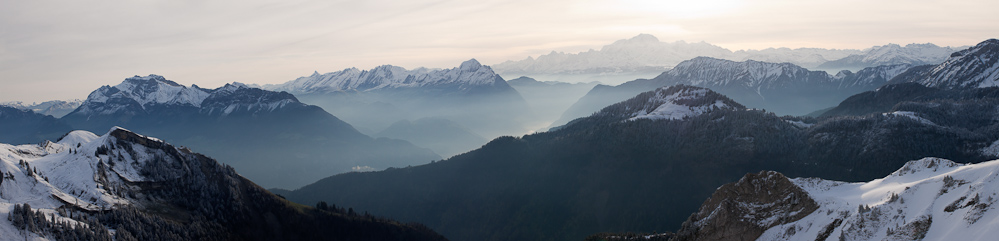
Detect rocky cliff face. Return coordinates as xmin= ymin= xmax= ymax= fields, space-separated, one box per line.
xmin=673 ymin=171 xmax=819 ymax=241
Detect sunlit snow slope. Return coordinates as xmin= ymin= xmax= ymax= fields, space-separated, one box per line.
xmin=762 ymin=158 xmax=999 ymax=241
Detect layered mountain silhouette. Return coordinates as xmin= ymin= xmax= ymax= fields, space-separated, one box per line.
xmin=493 ymin=34 xmax=961 ymax=76
xmin=266 ymin=59 xmax=535 ymax=140
xmin=506 ymin=76 xmax=601 ymax=129
xmin=276 ymin=82 xmax=997 ymax=241
xmin=0 ymin=106 xmax=73 ymax=144
xmin=890 ymin=39 xmax=999 ymax=88
xmin=58 ymin=75 xmax=439 ymax=189
xmin=375 ymin=117 xmax=487 ymax=158
xmin=552 ymin=57 xmax=914 ymax=128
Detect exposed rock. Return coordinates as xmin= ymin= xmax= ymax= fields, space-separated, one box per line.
xmin=672 ymin=171 xmax=818 ymax=241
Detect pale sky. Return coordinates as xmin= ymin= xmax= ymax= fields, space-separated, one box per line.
xmin=1 ymin=0 xmax=996 ymax=102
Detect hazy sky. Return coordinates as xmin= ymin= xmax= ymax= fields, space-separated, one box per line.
xmin=2 ymin=0 xmax=996 ymax=102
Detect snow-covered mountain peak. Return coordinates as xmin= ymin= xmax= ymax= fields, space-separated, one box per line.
xmin=889 ymin=157 xmax=962 ymax=178
xmin=200 ymin=83 xmax=302 ymax=116
xmin=627 ymin=86 xmax=742 ymax=121
xmin=944 ymin=38 xmax=997 ymax=60
xmin=0 ymin=127 xmax=184 ymax=215
xmin=213 ymin=82 xmax=253 ymax=93
xmin=459 ymin=58 xmax=483 ymax=71
xmin=56 ymin=130 xmax=100 ymax=146
xmin=266 ymin=59 xmax=504 ymax=94
xmin=84 ymin=74 xmax=210 ymax=109
xmin=594 ymin=85 xmax=745 ymax=121
xmin=892 ymin=39 xmax=999 ymax=89
xmin=661 ymin=57 xmax=833 ymax=88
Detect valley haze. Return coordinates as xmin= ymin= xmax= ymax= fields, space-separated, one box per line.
xmin=1 ymin=1 xmax=998 ymax=241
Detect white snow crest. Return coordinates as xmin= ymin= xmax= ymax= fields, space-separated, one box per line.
xmin=0 ymin=128 xmax=196 ymax=240
xmin=761 ymin=158 xmax=999 ymax=241
xmin=628 ymin=87 xmax=732 ymax=121
xmin=268 ymin=59 xmax=500 ymax=93
xmin=77 ymin=75 xmax=210 ymax=114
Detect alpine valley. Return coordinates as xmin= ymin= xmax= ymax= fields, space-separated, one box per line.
xmin=275 ymin=38 xmax=999 ymax=241
xmin=2 ymin=34 xmax=998 ymax=241
xmin=264 ymin=59 xmax=537 ymax=146
xmin=53 ymin=75 xmax=439 ymax=189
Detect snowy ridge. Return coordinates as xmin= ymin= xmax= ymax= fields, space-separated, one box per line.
xmin=0 ymin=127 xmax=209 ymax=239
xmin=91 ymin=75 xmax=209 ymax=108
xmin=819 ymin=43 xmax=963 ymax=71
xmin=651 ymin=57 xmax=914 ymax=92
xmin=594 ymin=85 xmax=744 ymax=121
xmin=200 ymin=82 xmax=300 ymax=116
xmin=660 ymin=57 xmax=833 ymax=89
xmin=901 ymin=39 xmax=999 ymax=89
xmin=69 ymin=75 xmax=304 ymax=118
xmin=268 ymin=59 xmax=502 ymax=94
xmin=755 ymin=157 xmax=999 ymax=241
xmin=836 ymin=64 xmax=913 ymax=89
xmin=74 ymin=75 xmax=210 ymax=115
xmin=627 ymin=87 xmax=734 ymax=121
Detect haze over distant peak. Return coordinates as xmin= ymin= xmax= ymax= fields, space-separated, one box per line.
xmin=267 ymin=59 xmax=505 ymax=95
xmin=492 ymin=34 xmax=966 ymax=76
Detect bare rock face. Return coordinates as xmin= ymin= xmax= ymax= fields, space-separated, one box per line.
xmin=672 ymin=171 xmax=818 ymax=241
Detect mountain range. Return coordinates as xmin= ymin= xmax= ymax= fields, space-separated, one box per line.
xmin=2 ymin=36 xmax=997 ymax=241
xmin=0 ymin=127 xmax=446 ymax=240
xmin=551 ymin=57 xmax=914 ymax=128
xmin=275 ymin=74 xmax=999 ymax=241
xmin=265 ymin=59 xmax=536 ymax=144
xmin=492 ymin=34 xmax=962 ymax=78
xmin=0 ymin=106 xmax=73 ymax=144
xmin=889 ymin=39 xmax=999 ymax=88
xmin=0 ymin=99 xmax=82 ymax=118
xmin=52 ymin=75 xmax=440 ymax=189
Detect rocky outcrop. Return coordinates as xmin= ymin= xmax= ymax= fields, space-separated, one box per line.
xmin=672 ymin=171 xmax=818 ymax=241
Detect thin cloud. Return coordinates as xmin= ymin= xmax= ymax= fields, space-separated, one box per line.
xmin=0 ymin=0 xmax=996 ymax=102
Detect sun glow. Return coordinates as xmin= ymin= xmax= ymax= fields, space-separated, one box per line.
xmin=579 ymin=0 xmax=747 ymax=19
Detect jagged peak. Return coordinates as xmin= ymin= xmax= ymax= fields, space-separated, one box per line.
xmin=78 ymin=75 xmax=211 ymax=110
xmin=949 ymin=38 xmax=999 ymax=58
xmin=459 ymin=59 xmax=483 ymax=71
xmin=122 ymin=74 xmax=182 ymax=87
xmin=734 ymin=170 xmax=788 ymax=187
